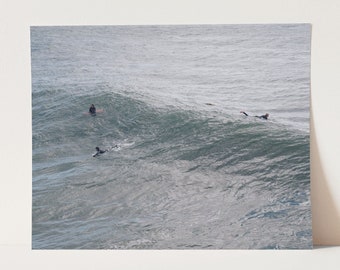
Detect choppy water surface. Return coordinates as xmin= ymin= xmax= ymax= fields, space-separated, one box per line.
xmin=31 ymin=24 xmax=311 ymax=249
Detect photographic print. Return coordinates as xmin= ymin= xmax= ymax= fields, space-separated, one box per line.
xmin=31 ymin=24 xmax=312 ymax=249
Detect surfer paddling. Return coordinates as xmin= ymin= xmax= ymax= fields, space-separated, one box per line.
xmin=93 ymin=147 xmax=107 ymax=157
xmin=240 ymin=111 xmax=269 ymax=120
xmin=92 ymin=145 xmax=120 ymax=157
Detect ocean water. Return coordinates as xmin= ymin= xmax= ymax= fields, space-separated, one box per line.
xmin=31 ymin=24 xmax=312 ymax=249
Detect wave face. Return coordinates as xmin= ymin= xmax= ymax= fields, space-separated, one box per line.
xmin=31 ymin=24 xmax=311 ymax=249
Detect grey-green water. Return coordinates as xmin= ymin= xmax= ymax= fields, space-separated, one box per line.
xmin=32 ymin=24 xmax=311 ymax=249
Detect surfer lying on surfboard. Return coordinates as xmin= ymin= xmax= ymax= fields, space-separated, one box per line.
xmin=240 ymin=111 xmax=269 ymax=120
xmin=92 ymin=145 xmax=120 ymax=157
xmin=93 ymin=147 xmax=107 ymax=157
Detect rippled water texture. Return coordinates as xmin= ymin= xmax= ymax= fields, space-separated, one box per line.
xmin=31 ymin=24 xmax=312 ymax=249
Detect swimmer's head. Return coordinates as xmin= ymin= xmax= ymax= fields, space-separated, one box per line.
xmin=95 ymin=147 xmax=100 ymax=151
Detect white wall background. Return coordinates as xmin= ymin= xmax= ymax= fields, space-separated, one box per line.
xmin=1 ymin=0 xmax=339 ymax=269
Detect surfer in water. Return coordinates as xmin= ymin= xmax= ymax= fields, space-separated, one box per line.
xmin=89 ymin=104 xmax=96 ymax=115
xmin=93 ymin=147 xmax=107 ymax=157
xmin=92 ymin=145 xmax=120 ymax=157
xmin=240 ymin=111 xmax=269 ymax=120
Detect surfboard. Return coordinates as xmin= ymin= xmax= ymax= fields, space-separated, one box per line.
xmin=84 ymin=109 xmax=104 ymax=115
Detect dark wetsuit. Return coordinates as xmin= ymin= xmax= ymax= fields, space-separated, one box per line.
xmin=241 ymin=111 xmax=269 ymax=120
xmin=256 ymin=114 xmax=269 ymax=120
xmin=89 ymin=105 xmax=96 ymax=114
xmin=93 ymin=147 xmax=107 ymax=157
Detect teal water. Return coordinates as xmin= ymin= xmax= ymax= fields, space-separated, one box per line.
xmin=31 ymin=24 xmax=312 ymax=249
